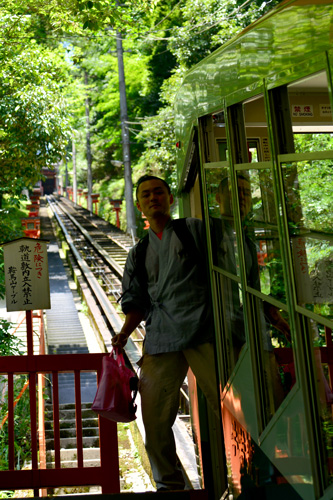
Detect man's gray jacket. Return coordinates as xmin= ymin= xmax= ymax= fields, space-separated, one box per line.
xmin=121 ymin=217 xmax=214 ymax=354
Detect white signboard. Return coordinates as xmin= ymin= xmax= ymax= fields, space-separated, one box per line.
xmin=292 ymin=104 xmax=314 ymax=117
xmin=3 ymin=238 xmax=50 ymax=312
xmin=320 ymin=104 xmax=332 ymax=116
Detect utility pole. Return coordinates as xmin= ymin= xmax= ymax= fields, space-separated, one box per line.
xmin=65 ymin=157 xmax=69 ymax=197
xmin=85 ymin=71 xmax=93 ymax=212
xmin=72 ymin=134 xmax=77 ymax=205
xmin=116 ymin=32 xmax=136 ymax=237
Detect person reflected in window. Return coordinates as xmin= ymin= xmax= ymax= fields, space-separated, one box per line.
xmin=212 ymin=173 xmax=290 ymax=408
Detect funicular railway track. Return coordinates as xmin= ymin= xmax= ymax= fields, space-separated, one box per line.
xmin=46 ymin=194 xmax=146 ymax=359
xmin=46 ymin=195 xmax=200 ymax=489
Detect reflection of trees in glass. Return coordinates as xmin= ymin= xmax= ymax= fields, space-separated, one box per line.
xmin=247 ymin=169 xmax=286 ymax=302
xmin=206 ymin=168 xmax=231 ymax=218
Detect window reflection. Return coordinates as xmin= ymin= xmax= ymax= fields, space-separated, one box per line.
xmin=306 ymin=319 xmax=333 ymax=484
xmin=216 ymin=273 xmax=246 ymax=377
xmin=237 ymin=169 xmax=287 ymax=303
xmin=282 ymin=160 xmax=333 ymax=320
xmin=235 ymin=169 xmax=294 ymax=422
xmin=206 ymin=167 xmax=246 ymax=376
xmin=253 ymin=296 xmax=294 ymax=423
xmin=206 ymin=167 xmax=240 ymax=275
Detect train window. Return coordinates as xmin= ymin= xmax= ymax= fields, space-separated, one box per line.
xmin=243 ymin=95 xmax=271 ymax=162
xmin=304 ymin=318 xmax=333 ymax=485
xmin=217 ymin=140 xmax=229 ymax=162
xmin=288 ymin=71 xmax=333 ymax=153
xmin=281 ymin=158 xmax=332 ymax=322
xmin=236 ymin=169 xmax=287 ymax=303
xmin=228 ymin=95 xmax=270 ymax=164
xmin=252 ymin=296 xmax=294 ymax=423
xmin=205 ymin=167 xmax=240 ymax=276
xmin=199 ymin=112 xmax=226 ymax=163
xmin=216 ymin=140 xmax=260 ymax=163
xmin=215 ymin=273 xmax=246 ymax=377
xmin=205 ymin=165 xmax=247 ymax=377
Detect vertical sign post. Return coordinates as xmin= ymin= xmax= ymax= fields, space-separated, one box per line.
xmin=2 ymin=237 xmax=51 ymax=352
xmin=2 ymin=237 xmax=51 ymax=493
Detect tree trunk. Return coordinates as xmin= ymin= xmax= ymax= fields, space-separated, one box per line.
xmin=85 ymin=71 xmax=93 ymax=212
xmin=72 ymin=136 xmax=77 ymax=205
xmin=116 ymin=32 xmax=136 ymax=237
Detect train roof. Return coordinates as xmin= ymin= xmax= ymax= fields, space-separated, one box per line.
xmin=175 ymin=0 xmax=333 ymax=178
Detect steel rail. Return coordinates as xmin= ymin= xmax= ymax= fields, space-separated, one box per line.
xmin=55 ymin=199 xmax=125 ymax=278
xmin=47 ymin=196 xmax=137 ymax=352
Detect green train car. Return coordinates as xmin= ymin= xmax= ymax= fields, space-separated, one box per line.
xmin=175 ymin=0 xmax=333 ymax=498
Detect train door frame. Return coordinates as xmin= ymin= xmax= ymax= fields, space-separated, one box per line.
xmin=266 ymin=61 xmax=333 ymax=497
xmin=196 ymin=59 xmax=333 ymax=498
xmin=178 ymin=127 xmax=228 ymax=500
xmin=267 ymin=81 xmax=325 ymax=495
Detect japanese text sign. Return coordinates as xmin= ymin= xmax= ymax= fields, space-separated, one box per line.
xmin=3 ymin=238 xmax=50 ymax=312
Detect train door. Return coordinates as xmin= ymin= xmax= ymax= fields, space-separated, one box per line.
xmin=198 ymin=68 xmax=333 ymax=498
xmin=178 ymin=129 xmax=227 ymax=500
xmin=269 ymin=69 xmax=333 ymax=498
xmin=199 ymin=95 xmax=299 ymax=498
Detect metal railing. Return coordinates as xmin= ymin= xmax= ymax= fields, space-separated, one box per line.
xmin=0 ymin=352 xmax=120 ymax=495
xmin=0 ymin=309 xmax=120 ymax=496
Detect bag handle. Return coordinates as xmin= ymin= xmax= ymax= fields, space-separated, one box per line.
xmin=111 ymin=347 xmax=125 ymax=367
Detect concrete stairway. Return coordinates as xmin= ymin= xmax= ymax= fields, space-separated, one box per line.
xmin=45 ymin=401 xmax=102 ymax=495
xmin=45 ymin=402 xmax=100 ymax=455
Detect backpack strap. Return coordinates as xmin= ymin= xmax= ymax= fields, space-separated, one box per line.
xmin=133 ymin=233 xmax=149 ymax=288
xmin=171 ymin=218 xmax=200 ymax=263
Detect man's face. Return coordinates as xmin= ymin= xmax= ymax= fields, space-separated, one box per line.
xmin=136 ymin=179 xmax=174 ymax=219
xmin=238 ymin=178 xmax=252 ymax=219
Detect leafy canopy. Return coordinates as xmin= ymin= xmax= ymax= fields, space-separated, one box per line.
xmin=0 ymin=41 xmax=72 ymax=198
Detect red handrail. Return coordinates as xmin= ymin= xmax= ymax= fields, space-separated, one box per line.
xmin=0 ymin=353 xmax=120 ymax=495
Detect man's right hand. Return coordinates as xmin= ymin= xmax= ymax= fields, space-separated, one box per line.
xmin=112 ymin=309 xmax=144 ymax=351
xmin=111 ymin=331 xmax=129 ymax=350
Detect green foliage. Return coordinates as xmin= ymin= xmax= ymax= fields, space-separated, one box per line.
xmin=294 ymin=134 xmax=333 ymax=233
xmin=0 ymin=374 xmax=31 ymax=472
xmin=131 ymin=0 xmax=281 ymax=188
xmin=1 ymin=0 xmax=286 ymax=229
xmin=0 ymin=0 xmax=156 ymax=40
xmin=0 ymin=319 xmax=24 ymax=356
xmin=0 ymin=42 xmax=72 ymax=198
xmin=0 ymin=320 xmax=30 ymax=474
xmin=0 ymin=196 xmax=27 ymax=299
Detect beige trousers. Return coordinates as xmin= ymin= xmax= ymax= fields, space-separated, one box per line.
xmin=138 ymin=342 xmax=219 ymax=490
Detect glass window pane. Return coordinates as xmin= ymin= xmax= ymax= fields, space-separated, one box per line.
xmin=206 ymin=167 xmax=240 ymax=275
xmin=288 ymin=71 xmax=333 ymax=150
xmin=253 ymin=297 xmax=294 ymax=424
xmin=237 ymin=169 xmax=287 ymax=303
xmin=215 ymin=273 xmax=246 ymax=377
xmin=217 ymin=141 xmax=229 ymax=162
xmin=307 ymin=319 xmax=333 ymax=485
xmin=244 ymin=95 xmax=271 ymax=162
xmin=282 ymin=160 xmax=333 ymax=320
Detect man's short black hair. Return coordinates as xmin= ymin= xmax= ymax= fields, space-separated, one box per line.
xmin=136 ymin=175 xmax=171 ymax=200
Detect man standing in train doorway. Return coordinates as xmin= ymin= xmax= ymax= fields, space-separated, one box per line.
xmin=112 ymin=174 xmax=219 ymax=491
